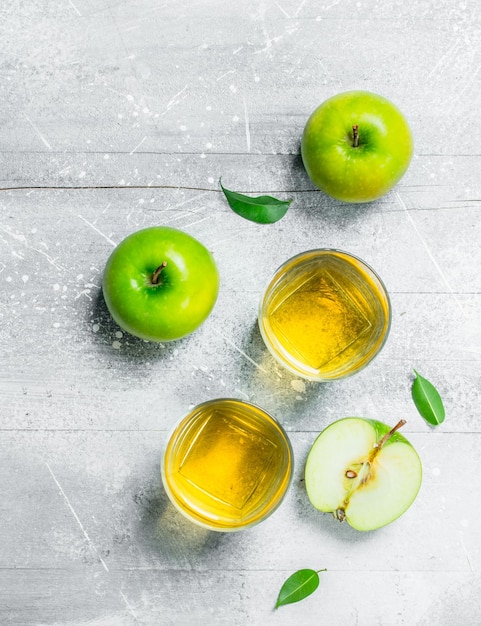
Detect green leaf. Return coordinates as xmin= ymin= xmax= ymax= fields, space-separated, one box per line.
xmin=411 ymin=370 xmax=445 ymax=426
xmin=275 ymin=568 xmax=326 ymax=609
xmin=219 ymin=179 xmax=292 ymax=224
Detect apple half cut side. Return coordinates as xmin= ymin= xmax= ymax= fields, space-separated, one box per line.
xmin=305 ymin=418 xmax=422 ymax=531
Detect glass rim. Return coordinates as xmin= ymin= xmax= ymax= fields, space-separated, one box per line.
xmin=263 ymin=248 xmax=391 ymax=300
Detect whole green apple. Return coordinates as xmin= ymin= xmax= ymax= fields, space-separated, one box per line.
xmin=305 ymin=417 xmax=422 ymax=531
xmin=301 ymin=91 xmax=413 ymax=203
xmin=102 ymin=226 xmax=219 ymax=342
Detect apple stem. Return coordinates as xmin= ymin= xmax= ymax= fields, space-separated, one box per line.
xmin=151 ymin=261 xmax=168 ymax=285
xmin=375 ymin=419 xmax=407 ymax=450
xmin=352 ymin=125 xmax=359 ymax=147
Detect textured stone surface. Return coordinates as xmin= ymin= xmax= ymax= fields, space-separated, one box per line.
xmin=1 ymin=1 xmax=480 ymax=624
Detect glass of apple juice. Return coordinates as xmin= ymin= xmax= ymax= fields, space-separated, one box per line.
xmin=161 ymin=399 xmax=293 ymax=531
xmin=258 ymin=249 xmax=391 ymax=381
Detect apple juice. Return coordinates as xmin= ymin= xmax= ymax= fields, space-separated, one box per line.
xmin=161 ymin=399 xmax=293 ymax=531
xmin=259 ymin=250 xmax=391 ymax=380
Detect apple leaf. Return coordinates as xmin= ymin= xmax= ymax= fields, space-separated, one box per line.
xmin=275 ymin=568 xmax=326 ymax=609
xmin=411 ymin=370 xmax=445 ymax=426
xmin=220 ymin=179 xmax=292 ymax=224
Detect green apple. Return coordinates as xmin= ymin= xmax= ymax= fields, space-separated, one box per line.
xmin=305 ymin=417 xmax=422 ymax=531
xmin=301 ymin=90 xmax=413 ymax=203
xmin=102 ymin=226 xmax=219 ymax=342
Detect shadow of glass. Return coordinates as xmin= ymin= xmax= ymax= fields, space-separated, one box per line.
xmin=133 ymin=465 xmax=228 ymax=566
xmin=222 ymin=320 xmax=335 ymax=430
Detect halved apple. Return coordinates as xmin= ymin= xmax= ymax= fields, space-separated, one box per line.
xmin=305 ymin=418 xmax=422 ymax=531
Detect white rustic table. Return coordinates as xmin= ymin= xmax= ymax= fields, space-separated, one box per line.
xmin=1 ymin=1 xmax=480 ymax=624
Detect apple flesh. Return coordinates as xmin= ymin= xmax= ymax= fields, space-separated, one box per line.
xmin=305 ymin=418 xmax=422 ymax=531
xmin=102 ymin=226 xmax=219 ymax=342
xmin=301 ymin=90 xmax=413 ymax=203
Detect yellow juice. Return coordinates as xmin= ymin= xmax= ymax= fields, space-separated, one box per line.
xmin=161 ymin=399 xmax=293 ymax=531
xmin=259 ymin=250 xmax=391 ymax=380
